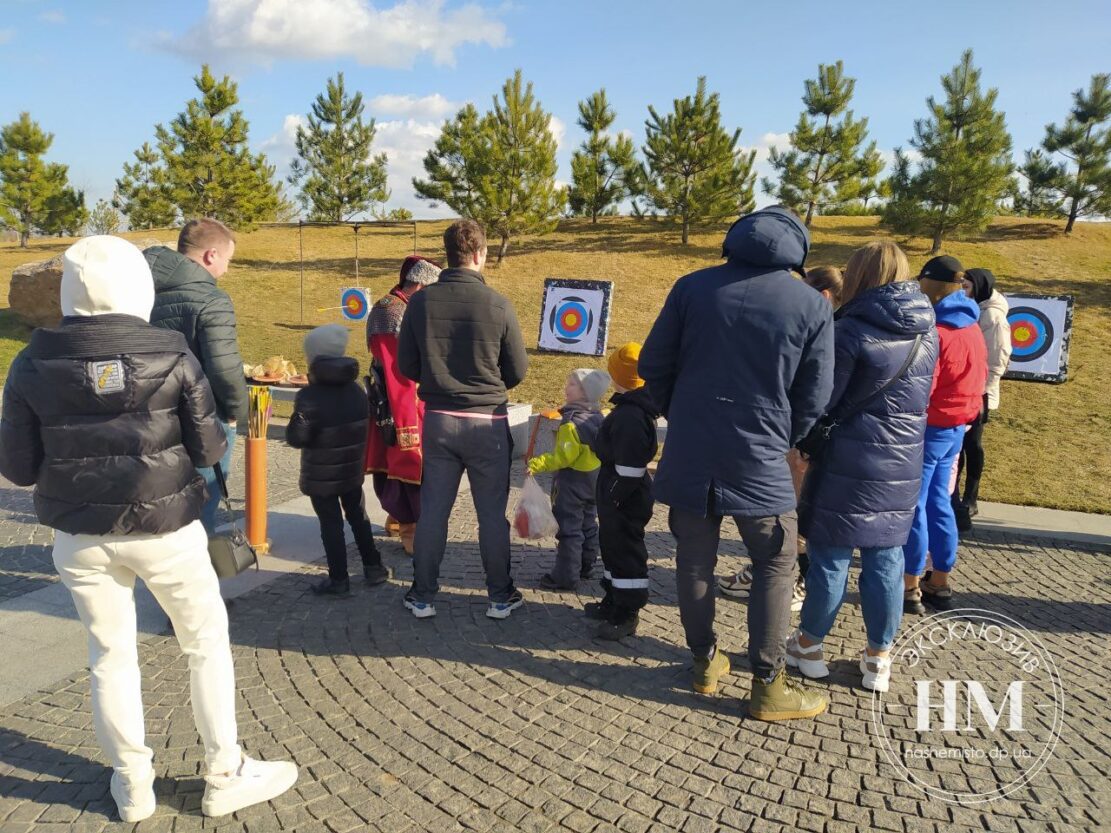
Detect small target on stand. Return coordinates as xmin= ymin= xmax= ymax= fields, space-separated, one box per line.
xmin=1008 ymin=306 xmax=1053 ymax=362
xmin=341 ymin=288 xmax=370 ymax=321
xmin=549 ymin=296 xmax=594 ymax=345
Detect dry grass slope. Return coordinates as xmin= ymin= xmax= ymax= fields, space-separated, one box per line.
xmin=2 ymin=216 xmax=1108 ymax=513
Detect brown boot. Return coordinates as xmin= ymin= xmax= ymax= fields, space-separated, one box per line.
xmin=399 ymin=523 xmax=416 ymax=555
xmin=384 ymin=516 xmax=401 ymax=538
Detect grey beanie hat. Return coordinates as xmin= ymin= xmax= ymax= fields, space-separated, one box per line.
xmin=304 ymin=324 xmax=349 ymax=364
xmin=571 ymin=369 xmax=611 ymax=407
xmin=401 ymin=256 xmax=442 ymax=286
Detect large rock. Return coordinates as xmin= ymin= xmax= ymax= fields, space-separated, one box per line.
xmin=9 ymin=255 xmax=64 ymax=328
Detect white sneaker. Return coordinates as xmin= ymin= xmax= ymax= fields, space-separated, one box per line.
xmin=110 ymin=770 xmax=156 ymax=823
xmin=717 ymin=565 xmax=753 ymax=599
xmin=784 ymin=629 xmax=829 ymax=679
xmin=860 ymin=651 xmax=892 ymax=692
xmin=202 ymin=755 xmax=298 ymax=818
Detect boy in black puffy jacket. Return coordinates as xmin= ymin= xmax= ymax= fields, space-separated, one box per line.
xmin=587 ymin=343 xmax=660 ymax=640
xmin=287 ymin=325 xmax=389 ymax=596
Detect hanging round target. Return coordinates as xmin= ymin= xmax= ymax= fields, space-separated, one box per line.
xmin=1007 ymin=306 xmax=1053 ymax=362
xmin=548 ymin=296 xmax=594 ymax=345
xmin=341 ymin=288 xmax=369 ymax=321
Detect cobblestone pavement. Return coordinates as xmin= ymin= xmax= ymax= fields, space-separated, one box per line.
xmin=0 ymin=460 xmax=1107 ymax=832
xmin=0 ymin=432 xmax=302 ymax=603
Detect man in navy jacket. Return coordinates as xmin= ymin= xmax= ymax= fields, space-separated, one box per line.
xmin=640 ymin=206 xmax=833 ymax=720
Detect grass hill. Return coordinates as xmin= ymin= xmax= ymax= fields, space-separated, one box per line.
xmin=2 ymin=215 xmax=1108 ymax=513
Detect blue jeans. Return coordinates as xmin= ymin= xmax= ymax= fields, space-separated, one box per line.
xmin=904 ymin=425 xmax=965 ymax=576
xmin=800 ymin=544 xmax=905 ymax=651
xmin=198 ymin=421 xmax=237 ymax=535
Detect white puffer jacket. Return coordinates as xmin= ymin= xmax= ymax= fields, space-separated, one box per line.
xmin=979 ymin=292 xmax=1011 ymax=409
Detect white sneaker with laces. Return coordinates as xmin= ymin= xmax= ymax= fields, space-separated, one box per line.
xmin=860 ymin=651 xmax=892 ymax=692
xmin=784 ymin=629 xmax=829 ymax=678
xmin=717 ymin=565 xmax=753 ymax=599
xmin=110 ymin=770 xmax=156 ymax=823
xmin=202 ymin=755 xmax=298 ymax=818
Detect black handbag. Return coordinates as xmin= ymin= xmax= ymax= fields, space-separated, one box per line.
xmin=206 ymin=462 xmax=259 ymax=578
xmin=365 ymin=366 xmax=397 ymax=447
xmin=796 ymin=334 xmax=924 ymax=460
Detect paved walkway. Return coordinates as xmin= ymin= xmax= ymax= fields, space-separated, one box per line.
xmin=0 ymin=441 xmax=1107 ymax=831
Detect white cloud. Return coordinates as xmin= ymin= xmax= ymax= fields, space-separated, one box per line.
xmin=373 ymin=118 xmax=455 ymax=217
xmin=175 ymin=0 xmax=507 ymax=68
xmin=259 ymin=113 xmax=307 ymax=177
xmin=0 ymin=28 xmax=14 ymax=44
xmin=548 ymin=115 xmax=566 ymax=150
xmin=369 ymin=93 xmax=460 ymax=120
xmin=39 ymin=10 xmax=66 ymax=24
xmin=744 ymin=131 xmax=792 ymax=166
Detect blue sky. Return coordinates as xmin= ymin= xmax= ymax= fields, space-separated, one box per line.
xmin=1 ymin=0 xmax=1109 ymax=219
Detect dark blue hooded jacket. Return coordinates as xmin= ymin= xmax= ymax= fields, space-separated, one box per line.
xmin=798 ymin=281 xmax=939 ymax=548
xmin=640 ymin=208 xmax=834 ymax=517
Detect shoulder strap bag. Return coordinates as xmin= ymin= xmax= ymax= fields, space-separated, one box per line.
xmin=796 ymin=334 xmax=924 ymax=460
xmin=206 ymin=462 xmax=260 ymax=578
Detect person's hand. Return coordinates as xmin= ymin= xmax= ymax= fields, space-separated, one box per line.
xmin=526 ymin=458 xmax=542 ymax=476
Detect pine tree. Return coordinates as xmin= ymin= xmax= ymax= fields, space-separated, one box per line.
xmin=40 ymin=185 xmax=87 ymax=236
xmin=1040 ymin=73 xmax=1111 ymax=233
xmin=0 ymin=113 xmax=83 ymax=247
xmin=1014 ymin=149 xmax=1065 ymax=217
xmin=114 ymin=142 xmax=177 ymax=229
xmin=762 ymin=62 xmax=882 ymax=225
xmin=882 ymin=50 xmax=1013 ymax=253
xmin=155 ymin=65 xmax=282 ymax=227
xmin=87 ymin=198 xmax=122 ymax=235
xmin=414 ymin=70 xmax=564 ymax=261
xmin=567 ymin=89 xmax=638 ymax=223
xmin=641 ymin=77 xmax=756 ymax=245
xmin=289 ymin=73 xmax=389 ymax=222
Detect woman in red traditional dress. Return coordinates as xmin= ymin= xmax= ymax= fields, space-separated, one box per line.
xmin=365 ymin=256 xmax=441 ymax=553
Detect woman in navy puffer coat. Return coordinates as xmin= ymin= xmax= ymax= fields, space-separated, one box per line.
xmin=789 ymin=242 xmax=938 ymax=693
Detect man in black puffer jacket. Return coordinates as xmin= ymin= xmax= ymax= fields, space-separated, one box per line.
xmin=145 ymin=218 xmax=247 ymax=534
xmin=287 ymin=324 xmax=389 ymax=596
xmin=0 ymin=236 xmax=297 ymax=823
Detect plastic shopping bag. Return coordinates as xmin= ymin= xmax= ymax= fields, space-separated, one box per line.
xmin=513 ymin=476 xmax=558 ymax=540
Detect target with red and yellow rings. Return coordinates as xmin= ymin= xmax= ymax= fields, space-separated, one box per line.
xmin=1007 ymin=306 xmax=1052 ymax=362
xmin=341 ymin=288 xmax=370 ymax=321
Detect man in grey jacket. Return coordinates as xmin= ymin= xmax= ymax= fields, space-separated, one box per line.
xmin=145 ymin=218 xmax=246 ymax=534
xmin=398 ymin=219 xmax=529 ymax=620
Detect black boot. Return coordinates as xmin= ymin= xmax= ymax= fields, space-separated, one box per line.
xmin=312 ymin=577 xmax=351 ymax=597
xmin=584 ymin=594 xmax=615 ymax=620
xmin=363 ymin=562 xmax=392 ymax=586
xmin=597 ymin=611 xmax=639 ymax=641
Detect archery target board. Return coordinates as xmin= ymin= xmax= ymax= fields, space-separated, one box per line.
xmin=537 ymin=279 xmax=613 ymax=356
xmin=1002 ymin=293 xmax=1074 ymax=383
xmin=341 ymin=287 xmax=371 ymax=321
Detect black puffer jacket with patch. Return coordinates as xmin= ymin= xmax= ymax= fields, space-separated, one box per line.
xmin=285 ymin=357 xmax=370 ymax=497
xmin=0 ymin=314 xmax=228 ymax=535
xmin=144 ymin=246 xmax=247 ymax=423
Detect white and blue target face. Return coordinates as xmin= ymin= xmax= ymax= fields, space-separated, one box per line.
xmin=538 ymin=286 xmax=608 ymax=355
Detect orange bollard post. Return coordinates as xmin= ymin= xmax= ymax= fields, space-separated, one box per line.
xmin=245 ymin=436 xmax=269 ymax=553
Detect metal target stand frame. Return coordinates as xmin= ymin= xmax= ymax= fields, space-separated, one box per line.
xmin=293 ymin=219 xmax=419 ymax=324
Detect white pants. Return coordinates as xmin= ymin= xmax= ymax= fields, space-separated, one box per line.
xmin=52 ymin=520 xmax=241 ymax=778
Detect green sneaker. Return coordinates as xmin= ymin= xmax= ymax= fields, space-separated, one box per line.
xmin=692 ymin=648 xmax=731 ymax=694
xmin=748 ymin=670 xmax=827 ymax=721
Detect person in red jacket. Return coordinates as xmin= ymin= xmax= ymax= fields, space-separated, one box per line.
xmin=903 ymin=255 xmax=987 ymax=613
xmin=365 ymin=256 xmax=441 ymax=554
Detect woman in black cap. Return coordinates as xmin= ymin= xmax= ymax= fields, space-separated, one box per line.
xmin=952 ymin=268 xmax=1011 ymax=528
